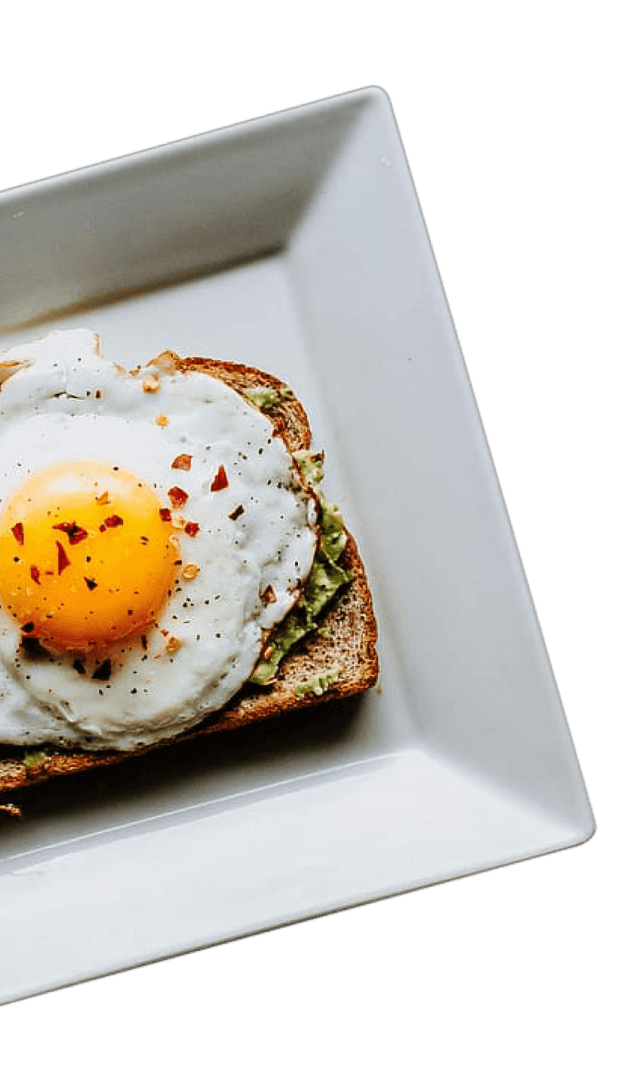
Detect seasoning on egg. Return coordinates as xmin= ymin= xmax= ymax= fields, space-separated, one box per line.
xmin=11 ymin=522 xmax=24 ymax=545
xmin=184 ymin=521 xmax=200 ymax=537
xmin=210 ymin=464 xmax=228 ymax=491
xmin=91 ymin=658 xmax=112 ymax=681
xmin=229 ymin=504 xmax=244 ymax=521
xmin=142 ymin=375 xmax=160 ymax=393
xmin=171 ymin=454 xmax=192 ymax=471
xmin=181 ymin=564 xmax=200 ymax=581
xmin=84 ymin=577 xmax=98 ymax=591
xmin=20 ymin=635 xmax=51 ymax=660
xmin=103 ymin=514 xmax=124 ymax=528
xmin=165 ymin=636 xmax=181 ymax=654
xmin=168 ymin=486 xmax=188 ymax=509
xmin=56 ymin=541 xmax=70 ymax=574
xmin=53 ymin=521 xmax=88 ymax=545
xmin=30 ymin=565 xmax=41 ymax=584
xmin=159 ymin=507 xmax=172 ymax=522
xmin=96 ymin=491 xmax=111 ymax=505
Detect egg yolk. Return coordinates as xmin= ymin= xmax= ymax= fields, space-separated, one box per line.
xmin=0 ymin=461 xmax=177 ymax=651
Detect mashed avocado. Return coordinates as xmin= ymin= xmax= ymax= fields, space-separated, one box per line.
xmin=243 ymin=385 xmax=293 ymax=410
xmin=249 ymin=451 xmax=352 ymax=686
xmin=294 ymin=668 xmax=340 ymax=698
xmin=23 ymin=750 xmax=49 ymax=768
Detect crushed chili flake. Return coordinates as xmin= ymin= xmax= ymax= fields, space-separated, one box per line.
xmin=171 ymin=512 xmax=186 ymax=530
xmin=73 ymin=659 xmax=86 ymax=675
xmin=11 ymin=522 xmax=24 ymax=545
xmin=56 ymin=541 xmax=70 ymax=574
xmin=84 ymin=577 xmax=98 ymax=590
xmin=210 ymin=464 xmax=228 ymax=491
xmin=156 ymin=414 xmax=169 ymax=427
xmin=104 ymin=514 xmax=124 ymax=528
xmin=53 ymin=521 xmax=88 ymax=545
xmin=165 ymin=636 xmax=181 ymax=654
xmin=30 ymin=565 xmax=41 ymax=584
xmin=184 ymin=521 xmax=200 ymax=537
xmin=99 ymin=524 xmax=107 ymax=532
xmin=171 ymin=453 xmax=192 ymax=471
xmin=229 ymin=504 xmax=244 ymax=521
xmin=96 ymin=491 xmax=111 ymax=505
xmin=159 ymin=507 xmax=172 ymax=522
xmin=168 ymin=486 xmax=188 ymax=509
xmin=261 ymin=584 xmax=276 ymax=604
xmin=94 ymin=388 xmax=103 ymax=400
xmin=181 ymin=564 xmax=200 ymax=581
xmin=142 ymin=374 xmax=160 ymax=393
xmin=91 ymin=658 xmax=112 ymax=681
xmin=161 ymin=629 xmax=169 ymax=636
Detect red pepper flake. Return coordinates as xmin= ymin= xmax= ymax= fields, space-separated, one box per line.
xmin=171 ymin=454 xmax=192 ymax=471
xmin=261 ymin=584 xmax=276 ymax=604
xmin=104 ymin=514 xmax=124 ymax=528
xmin=99 ymin=524 xmax=107 ymax=532
xmin=159 ymin=507 xmax=172 ymax=522
xmin=168 ymin=486 xmax=188 ymax=509
xmin=91 ymin=658 xmax=112 ymax=681
xmin=184 ymin=521 xmax=200 ymax=537
xmin=56 ymin=541 xmax=70 ymax=574
xmin=53 ymin=521 xmax=88 ymax=545
xmin=30 ymin=565 xmax=41 ymax=584
xmin=11 ymin=522 xmax=24 ymax=545
xmin=84 ymin=577 xmax=98 ymax=590
xmin=229 ymin=504 xmax=244 ymax=521
xmin=210 ymin=464 xmax=228 ymax=491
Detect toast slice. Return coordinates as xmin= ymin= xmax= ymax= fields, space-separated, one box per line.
xmin=0 ymin=356 xmax=378 ymax=797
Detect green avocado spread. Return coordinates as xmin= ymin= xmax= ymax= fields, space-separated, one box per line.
xmin=294 ymin=668 xmax=340 ymax=698
xmin=243 ymin=385 xmax=293 ymax=410
xmin=249 ymin=450 xmax=353 ymax=686
xmin=23 ymin=750 xmax=49 ymax=769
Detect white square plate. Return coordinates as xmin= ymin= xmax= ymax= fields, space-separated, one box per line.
xmin=0 ymin=88 xmax=594 ymax=1006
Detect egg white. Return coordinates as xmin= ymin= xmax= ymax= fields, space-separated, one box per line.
xmin=0 ymin=330 xmax=317 ymax=750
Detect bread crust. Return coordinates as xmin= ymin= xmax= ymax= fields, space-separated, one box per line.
xmin=0 ymin=357 xmax=378 ymax=795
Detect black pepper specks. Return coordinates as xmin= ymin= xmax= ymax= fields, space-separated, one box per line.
xmin=20 ymin=636 xmax=51 ymax=661
xmin=92 ymin=658 xmax=112 ymax=681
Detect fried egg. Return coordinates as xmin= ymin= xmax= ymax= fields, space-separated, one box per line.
xmin=0 ymin=330 xmax=317 ymax=750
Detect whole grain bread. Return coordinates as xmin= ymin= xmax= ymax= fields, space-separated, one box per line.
xmin=0 ymin=356 xmax=378 ymax=796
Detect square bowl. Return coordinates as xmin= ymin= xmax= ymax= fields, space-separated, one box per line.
xmin=0 ymin=87 xmax=594 ymax=1006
